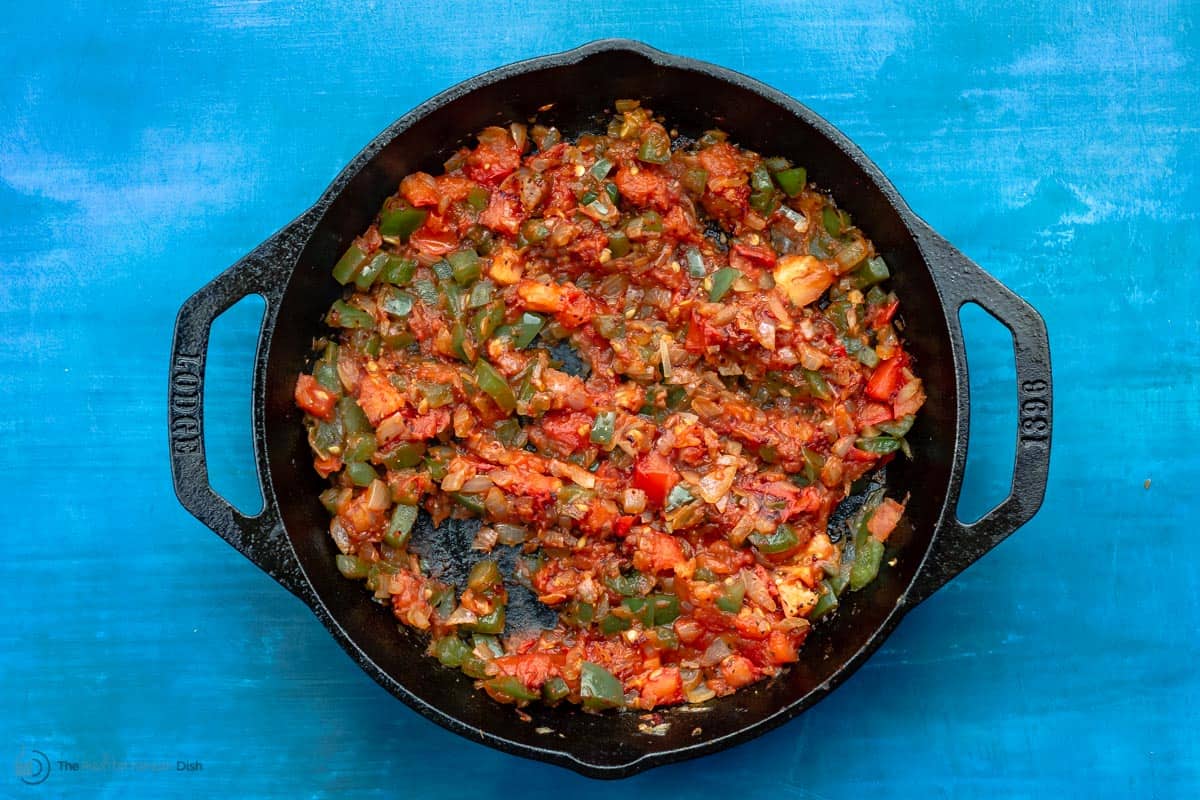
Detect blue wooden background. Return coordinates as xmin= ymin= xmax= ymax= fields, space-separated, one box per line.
xmin=2 ymin=1 xmax=1197 ymax=797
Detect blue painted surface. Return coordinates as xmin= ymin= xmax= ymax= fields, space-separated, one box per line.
xmin=2 ymin=2 xmax=1197 ymax=797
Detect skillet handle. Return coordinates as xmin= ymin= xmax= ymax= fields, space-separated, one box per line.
xmin=168 ymin=213 xmax=316 ymax=601
xmin=907 ymin=224 xmax=1053 ymax=604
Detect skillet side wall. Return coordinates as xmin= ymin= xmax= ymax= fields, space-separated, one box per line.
xmin=262 ymin=46 xmax=958 ymax=771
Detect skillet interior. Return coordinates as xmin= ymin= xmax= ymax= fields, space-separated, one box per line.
xmin=261 ymin=42 xmax=958 ymax=774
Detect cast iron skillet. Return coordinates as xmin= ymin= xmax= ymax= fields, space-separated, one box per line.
xmin=168 ymin=40 xmax=1052 ymax=778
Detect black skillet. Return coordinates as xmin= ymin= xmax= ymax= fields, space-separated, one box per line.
xmin=168 ymin=40 xmax=1052 ymax=778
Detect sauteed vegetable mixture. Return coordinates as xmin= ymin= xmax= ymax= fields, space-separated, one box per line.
xmin=295 ymin=101 xmax=925 ymax=711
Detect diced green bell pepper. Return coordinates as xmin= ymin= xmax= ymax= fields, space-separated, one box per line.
xmin=773 ymin=167 xmax=807 ymax=197
xmin=709 ymin=267 xmax=741 ymax=301
xmin=750 ymin=523 xmax=800 ymax=554
xmin=475 ymin=359 xmax=516 ymax=413
xmin=579 ymin=662 xmax=625 ymax=710
xmin=590 ymin=411 xmax=616 ymax=445
xmin=485 ymin=676 xmax=539 ymax=702
xmin=379 ymin=207 xmax=427 ymax=240
xmin=335 ymin=554 xmax=369 ymax=579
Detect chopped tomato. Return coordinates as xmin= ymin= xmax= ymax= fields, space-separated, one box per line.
xmin=294 ymin=374 xmax=336 ymax=420
xmin=465 ymin=127 xmax=522 ymax=186
xmin=478 ymin=190 xmax=524 ymax=235
xmin=400 ymin=172 xmax=439 ymax=207
xmin=730 ymin=242 xmax=777 ymax=270
xmin=867 ymin=498 xmax=905 ymax=542
xmin=632 ymin=452 xmax=679 ymax=507
xmin=869 ymin=298 xmax=900 ymax=329
xmin=640 ymin=667 xmax=683 ymax=707
xmin=614 ymin=166 xmax=672 ymax=209
xmin=767 ymin=629 xmax=800 ymax=664
xmin=355 ymin=373 xmax=404 ymax=425
xmin=858 ymin=401 xmax=894 ymax=427
xmin=631 ymin=529 xmax=686 ymax=574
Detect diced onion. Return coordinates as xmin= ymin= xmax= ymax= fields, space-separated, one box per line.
xmin=365 ymin=479 xmax=391 ymax=511
xmin=460 ymin=475 xmax=495 ymax=494
xmin=472 ymin=526 xmax=498 ymax=552
xmin=622 ymin=488 xmax=647 ymax=515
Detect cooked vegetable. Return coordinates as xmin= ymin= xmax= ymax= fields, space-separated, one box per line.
xmin=294 ymin=101 xmax=925 ymax=713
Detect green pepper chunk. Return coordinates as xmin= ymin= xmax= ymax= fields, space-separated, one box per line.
xmin=452 ymin=492 xmax=486 ymax=514
xmin=589 ymin=157 xmax=613 ymax=180
xmin=460 ymin=653 xmax=491 ymax=679
xmin=802 ymin=368 xmax=832 ymax=400
xmin=467 ymin=280 xmax=495 ymax=309
xmin=580 ymin=662 xmax=625 ymax=710
xmin=470 ymin=605 xmax=505 ymax=635
xmin=879 ymin=415 xmax=915 ymax=437
xmin=312 ymin=417 xmax=343 ymax=456
xmin=851 ymin=256 xmax=890 ymax=290
xmin=685 ymin=247 xmax=706 ymax=278
xmin=332 ymin=243 xmax=368 ymax=285
xmin=467 ymin=186 xmax=489 ymax=212
xmin=542 ymin=676 xmax=570 ymax=705
xmin=512 ymin=312 xmax=544 ymax=349
xmin=848 ymin=490 xmax=886 ymax=591
xmin=319 ymin=486 xmax=346 ymax=514
xmin=345 ymin=461 xmax=378 ymax=487
xmin=424 ymin=447 xmax=452 ymax=481
xmin=599 ymin=614 xmax=632 ymax=635
xmin=381 ymin=256 xmax=416 ymax=285
xmin=822 ymin=205 xmax=845 ymax=237
xmin=709 ymin=267 xmax=741 ymax=301
xmin=520 ymin=218 xmax=550 ymax=245
xmin=448 ymin=249 xmax=481 ymax=285
xmin=773 ymin=167 xmax=807 ymax=197
xmin=450 ymin=320 xmax=473 ymax=363
xmin=413 ymin=278 xmax=438 ymax=305
xmin=810 ymin=580 xmax=839 ymax=619
xmin=352 ymin=252 xmax=387 ymax=291
xmin=605 ymin=572 xmax=649 ymax=597
xmin=607 ymin=231 xmax=631 ymax=257
xmin=682 ymin=168 xmax=708 ymax=195
xmin=665 ymin=484 xmax=694 ymax=511
xmin=621 ymin=597 xmax=656 ymax=628
xmin=432 ymin=636 xmax=470 ymax=667
xmin=329 ymin=300 xmax=375 ymax=330
xmin=475 ymin=360 xmax=516 ymax=413
xmin=338 ymin=397 xmax=372 ymax=434
xmin=313 ymin=360 xmax=341 ymax=395
xmin=343 ymin=432 xmax=375 ymax=463
xmin=652 ymin=625 xmax=680 ymax=650
xmin=855 ymin=436 xmax=902 ymax=455
xmin=468 ymin=559 xmax=502 ymax=592
xmin=716 ymin=579 xmax=745 ymax=613
xmin=650 ymin=594 xmax=680 ymax=625
xmin=335 ymin=554 xmax=369 ymax=579
xmin=750 ymin=523 xmax=800 ymax=554
xmin=384 ymin=503 xmax=418 ymax=548
xmin=590 ymin=411 xmax=616 ymax=445
xmin=379 ymin=207 xmax=427 ymax=240
xmin=562 ymin=600 xmax=595 ymax=627
xmin=415 ymin=381 xmax=453 ymax=408
xmin=604 ymin=182 xmax=620 ymax=205
xmin=485 ymin=676 xmax=539 ymax=702
xmin=381 ymin=288 xmax=414 ymax=317
xmin=637 ymin=126 xmax=671 ymax=165
xmin=473 ymin=303 xmax=504 ymax=343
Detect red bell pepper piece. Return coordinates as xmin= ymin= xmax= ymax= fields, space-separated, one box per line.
xmin=866 ymin=356 xmax=906 ymax=402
